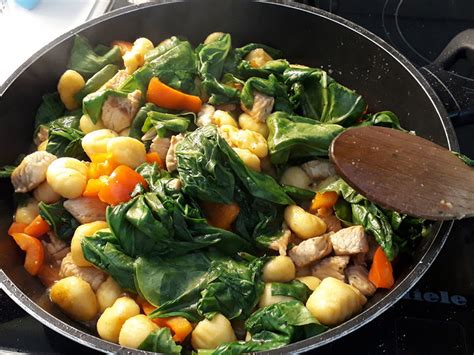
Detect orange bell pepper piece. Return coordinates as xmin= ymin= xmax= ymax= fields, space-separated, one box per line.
xmin=10 ymin=233 xmax=45 ymax=276
xmin=201 ymin=202 xmax=240 ymax=230
xmin=23 ymin=215 xmax=50 ymax=238
xmin=310 ymin=191 xmax=339 ymax=212
xmin=146 ymin=77 xmax=202 ymax=113
xmin=111 ymin=40 xmax=133 ymax=55
xmin=8 ymin=222 xmax=27 ymax=235
xmin=98 ymin=165 xmax=148 ymax=205
xmin=88 ymin=154 xmax=119 ymax=179
xmin=146 ymin=152 xmax=165 ymax=169
xmin=83 ymin=176 xmax=108 ymax=197
xmin=368 ymin=246 xmax=395 ymax=289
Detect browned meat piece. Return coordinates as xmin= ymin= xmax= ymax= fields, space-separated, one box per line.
xmin=101 ymin=70 xmax=130 ymax=90
xmin=150 ymin=137 xmax=171 ymax=161
xmin=318 ymin=213 xmax=342 ymax=233
xmin=241 ymin=92 xmax=274 ymax=123
xmin=167 ymin=178 xmax=182 ymax=191
xmin=101 ymin=89 xmax=141 ymax=132
xmin=42 ymin=232 xmax=70 ymax=267
xmin=59 ymin=253 xmax=106 ymax=291
xmin=330 ymin=226 xmax=369 ymax=255
xmin=352 ymin=252 xmax=367 ymax=266
xmin=311 ymin=256 xmax=350 ymax=281
xmin=196 ymin=104 xmax=215 ymax=127
xmin=268 ymin=227 xmax=291 ymax=255
xmin=11 ymin=151 xmax=57 ymax=193
xmin=301 ymin=160 xmax=336 ymax=181
xmin=345 ymin=265 xmax=376 ymax=296
xmin=288 ymin=233 xmax=333 ymax=267
xmin=244 ymin=48 xmax=273 ymax=68
xmin=166 ymin=134 xmax=184 ymax=172
xmin=34 ymin=125 xmax=49 ymax=145
xmin=295 ymin=265 xmax=312 ymax=277
xmin=63 ymin=197 xmax=107 ymax=224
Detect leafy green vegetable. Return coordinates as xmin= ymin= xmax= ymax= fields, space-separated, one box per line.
xmin=142 ymin=111 xmax=194 ymax=137
xmin=34 ymin=92 xmax=65 ymax=129
xmin=139 ymin=327 xmax=182 ymax=354
xmin=267 ymin=111 xmax=344 ymax=164
xmin=81 ymin=230 xmax=136 ymax=292
xmin=453 ymin=151 xmax=474 ymax=166
xmin=198 ymin=257 xmax=265 ymax=320
xmin=241 ymin=74 xmax=292 ymax=113
xmin=176 ymin=126 xmax=294 ymax=205
xmin=284 ymin=67 xmax=366 ymax=125
xmin=271 ymin=280 xmax=312 ymax=303
xmin=75 ymin=64 xmax=119 ymax=102
xmin=0 ymin=165 xmax=16 ymax=178
xmin=213 ymin=301 xmax=327 ymax=354
xmin=68 ymin=35 xmax=122 ymax=78
xmin=38 ymin=201 xmax=80 ymax=240
xmin=45 ymin=118 xmax=87 ymax=160
xmin=357 ymin=111 xmax=404 ymax=130
xmin=82 ymin=89 xmax=128 ymax=124
xmin=238 ymin=59 xmax=289 ymax=79
xmin=137 ymin=252 xmax=214 ymax=321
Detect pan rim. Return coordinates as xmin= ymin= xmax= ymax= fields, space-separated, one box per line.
xmin=0 ymin=0 xmax=456 ymax=354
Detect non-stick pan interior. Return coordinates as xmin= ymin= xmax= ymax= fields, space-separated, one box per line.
xmin=0 ymin=1 xmax=455 ymax=353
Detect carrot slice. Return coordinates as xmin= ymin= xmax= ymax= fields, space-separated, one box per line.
xmin=11 ymin=233 xmax=44 ymax=275
xmin=24 ymin=215 xmax=50 ymax=238
xmin=368 ymin=246 xmax=395 ymax=289
xmin=310 ymin=191 xmax=338 ymax=212
xmin=146 ymin=77 xmax=202 ymax=113
xmin=98 ymin=165 xmax=148 ymax=205
xmin=8 ymin=222 xmax=27 ymax=236
xmin=146 ymin=152 xmax=165 ymax=169
xmin=166 ymin=317 xmax=193 ymax=342
xmin=201 ymin=202 xmax=240 ymax=230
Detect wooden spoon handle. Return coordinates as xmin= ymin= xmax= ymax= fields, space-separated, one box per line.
xmin=329 ymin=126 xmax=474 ymax=220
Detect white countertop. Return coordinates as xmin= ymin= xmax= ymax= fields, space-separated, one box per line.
xmin=0 ymin=0 xmax=110 ymax=84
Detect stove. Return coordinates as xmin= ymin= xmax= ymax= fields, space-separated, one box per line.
xmin=1 ymin=1 xmax=473 ymax=354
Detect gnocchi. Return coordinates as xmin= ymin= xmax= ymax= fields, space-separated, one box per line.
xmin=280 ymin=166 xmax=311 ymax=189
xmin=15 ymin=198 xmax=39 ymax=225
xmin=50 ymin=276 xmax=98 ymax=321
xmin=306 ymin=277 xmax=367 ymax=326
xmin=96 ymin=276 xmax=123 ymax=312
xmin=233 ymin=147 xmax=261 ymax=172
xmin=57 ymin=70 xmax=85 ymax=110
xmin=262 ymin=255 xmax=296 ymax=283
xmin=71 ymin=221 xmax=108 ymax=267
xmin=230 ymin=129 xmax=268 ymax=158
xmin=284 ymin=205 xmax=327 ymax=239
xmin=191 ymin=313 xmax=236 ymax=350
xmin=259 ymin=283 xmax=294 ymax=308
xmin=97 ymin=297 xmax=140 ymax=343
xmin=238 ymin=113 xmax=269 ymax=138
xmin=82 ymin=129 xmax=118 ymax=158
xmin=33 ymin=181 xmax=61 ymax=204
xmin=123 ymin=37 xmax=154 ymax=74
xmin=80 ymin=114 xmax=105 ymax=134
xmin=119 ymin=314 xmax=157 ymax=348
xmin=296 ymin=276 xmax=321 ymax=291
xmin=106 ymin=137 xmax=146 ymax=169
xmin=46 ymin=158 xmax=88 ymax=199
xmin=213 ymin=110 xmax=237 ymax=127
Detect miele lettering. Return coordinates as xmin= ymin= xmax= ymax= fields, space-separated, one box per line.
xmin=402 ymin=290 xmax=467 ymax=306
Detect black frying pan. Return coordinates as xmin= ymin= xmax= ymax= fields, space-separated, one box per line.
xmin=0 ymin=0 xmax=462 ymax=353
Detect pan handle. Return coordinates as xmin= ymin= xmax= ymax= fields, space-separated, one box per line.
xmin=420 ymin=29 xmax=474 ymax=126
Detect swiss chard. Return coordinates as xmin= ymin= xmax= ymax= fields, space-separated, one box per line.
xmin=34 ymin=92 xmax=65 ymax=129
xmin=139 ymin=327 xmax=182 ymax=354
xmin=141 ymin=111 xmax=194 ymax=138
xmin=266 ymin=111 xmax=344 ymax=164
xmin=75 ymin=64 xmax=119 ymax=102
xmin=68 ymin=35 xmax=122 ymax=78
xmin=38 ymin=201 xmax=80 ymax=240
xmin=45 ymin=118 xmax=87 ymax=160
xmin=270 ymin=280 xmax=312 ymax=303
xmin=82 ymin=89 xmax=128 ymax=124
xmin=241 ymin=74 xmax=292 ymax=113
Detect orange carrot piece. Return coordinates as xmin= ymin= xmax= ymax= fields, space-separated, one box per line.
xmin=24 ymin=215 xmax=50 ymax=238
xmin=8 ymin=222 xmax=27 ymax=236
xmin=310 ymin=191 xmax=338 ymax=212
xmin=201 ymin=202 xmax=240 ymax=230
xmin=146 ymin=152 xmax=165 ymax=169
xmin=146 ymin=77 xmax=202 ymax=113
xmin=111 ymin=40 xmax=133 ymax=55
xmin=166 ymin=317 xmax=193 ymax=342
xmin=11 ymin=233 xmax=44 ymax=275
xmin=98 ymin=165 xmax=148 ymax=205
xmin=368 ymin=246 xmax=394 ymax=289
xmin=141 ymin=300 xmax=157 ymax=316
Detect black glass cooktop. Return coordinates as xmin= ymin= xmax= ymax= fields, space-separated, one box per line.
xmin=1 ymin=1 xmax=474 ymax=354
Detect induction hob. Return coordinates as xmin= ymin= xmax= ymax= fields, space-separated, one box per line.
xmin=1 ymin=1 xmax=473 ymax=354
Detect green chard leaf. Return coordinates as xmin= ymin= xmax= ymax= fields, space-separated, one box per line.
xmin=241 ymin=74 xmax=293 ymax=113
xmin=356 ymin=111 xmax=405 ymax=130
xmin=68 ymin=35 xmax=122 ymax=78
xmin=270 ymin=280 xmax=312 ymax=303
xmin=34 ymin=92 xmax=66 ymax=129
xmin=82 ymin=89 xmax=128 ymax=124
xmin=75 ymin=64 xmax=119 ymax=102
xmin=284 ymin=67 xmax=366 ymax=125
xmin=142 ymin=111 xmax=194 ymax=138
xmin=267 ymin=111 xmax=344 ymax=164
xmin=0 ymin=165 xmax=16 ymax=178
xmin=453 ymin=151 xmax=474 ymax=167
xmin=38 ymin=201 xmax=80 ymax=240
xmin=45 ymin=116 xmax=87 ymax=160
xmin=139 ymin=327 xmax=182 ymax=354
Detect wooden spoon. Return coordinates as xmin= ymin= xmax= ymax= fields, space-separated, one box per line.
xmin=329 ymin=126 xmax=474 ymax=220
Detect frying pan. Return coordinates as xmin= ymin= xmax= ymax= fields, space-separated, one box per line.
xmin=0 ymin=0 xmax=463 ymax=353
